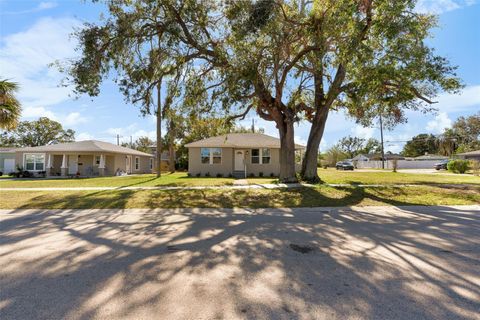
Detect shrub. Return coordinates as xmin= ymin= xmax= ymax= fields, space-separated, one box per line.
xmin=270 ymin=172 xmax=275 ymax=177
xmin=447 ymin=159 xmax=470 ymax=174
xmin=392 ymin=159 xmax=398 ymax=173
xmin=216 ymin=173 xmax=223 ymax=178
xmin=187 ymin=172 xmax=192 ymax=177
xmin=196 ymin=173 xmax=201 ymax=177
xmin=259 ymin=172 xmax=264 ymax=177
xmin=0 ymin=171 xmax=2 ymax=176
xmin=228 ymin=173 xmax=233 ymax=178
xmin=249 ymin=173 xmax=255 ymax=178
xmin=470 ymin=160 xmax=479 ymax=176
xmin=205 ymin=172 xmax=211 ymax=177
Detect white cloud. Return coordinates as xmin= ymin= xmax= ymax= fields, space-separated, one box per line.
xmin=352 ymin=125 xmax=375 ymax=140
xmin=76 ymin=132 xmax=95 ymax=141
xmin=63 ymin=112 xmax=88 ymax=126
xmin=22 ymin=106 xmax=57 ymax=120
xmin=416 ymin=0 xmax=477 ymax=14
xmin=0 ymin=17 xmax=80 ymax=109
xmin=434 ymin=85 xmax=480 ymax=113
xmin=3 ymin=2 xmax=58 ymax=15
xmin=426 ymin=112 xmax=452 ymax=133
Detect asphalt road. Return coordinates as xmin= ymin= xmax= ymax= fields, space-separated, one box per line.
xmin=1 ymin=206 xmax=479 ymax=320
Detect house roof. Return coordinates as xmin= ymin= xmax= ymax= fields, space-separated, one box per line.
xmin=184 ymin=133 xmax=305 ymax=149
xmin=414 ymin=154 xmax=448 ymax=160
xmin=365 ymin=153 xmax=405 ymax=160
xmin=15 ymin=140 xmax=153 ymax=157
xmin=0 ymin=147 xmax=17 ymax=153
xmin=456 ymin=150 xmax=480 ymax=156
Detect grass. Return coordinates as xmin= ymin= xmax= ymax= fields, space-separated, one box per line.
xmin=1 ymin=185 xmax=478 ymax=209
xmin=0 ymin=169 xmax=478 ymax=188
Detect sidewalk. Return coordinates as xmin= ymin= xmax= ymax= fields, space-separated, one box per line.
xmin=1 ymin=182 xmax=476 ymax=191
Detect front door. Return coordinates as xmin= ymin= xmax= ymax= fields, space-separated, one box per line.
xmin=234 ymin=150 xmax=244 ymax=171
xmin=126 ymin=156 xmax=132 ymax=174
xmin=68 ymin=155 xmax=78 ymax=174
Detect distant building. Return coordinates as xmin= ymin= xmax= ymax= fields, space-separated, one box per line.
xmin=456 ymin=150 xmax=480 ymax=161
xmin=413 ymin=153 xmax=448 ymax=161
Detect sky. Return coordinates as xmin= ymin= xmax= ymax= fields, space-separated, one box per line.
xmin=0 ymin=0 xmax=479 ymax=152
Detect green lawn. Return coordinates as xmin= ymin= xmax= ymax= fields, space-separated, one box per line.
xmin=1 ymin=185 xmax=478 ymax=209
xmin=0 ymin=169 xmax=477 ymax=188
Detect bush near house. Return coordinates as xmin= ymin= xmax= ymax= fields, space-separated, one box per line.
xmin=447 ymin=160 xmax=470 ymax=174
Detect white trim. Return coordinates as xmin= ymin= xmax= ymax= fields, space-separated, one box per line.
xmin=200 ymin=148 xmax=222 ymax=165
xmin=135 ymin=156 xmax=140 ymax=170
xmin=23 ymin=153 xmax=46 ymax=171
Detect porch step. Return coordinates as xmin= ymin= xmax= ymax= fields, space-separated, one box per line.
xmin=232 ymin=170 xmax=245 ymax=179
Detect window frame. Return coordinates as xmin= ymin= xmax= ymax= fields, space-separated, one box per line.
xmin=251 ymin=148 xmax=270 ymax=164
xmin=200 ymin=148 xmax=222 ymax=165
xmin=23 ymin=153 xmax=46 ymax=171
xmin=261 ymin=148 xmax=271 ymax=164
xmin=135 ymin=157 xmax=140 ymax=170
xmin=149 ymin=158 xmax=153 ymax=170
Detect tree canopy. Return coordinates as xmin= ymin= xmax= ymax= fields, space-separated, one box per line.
xmin=0 ymin=79 xmax=22 ymax=130
xmin=0 ymin=117 xmax=75 ymax=147
xmin=63 ymin=0 xmax=462 ymax=182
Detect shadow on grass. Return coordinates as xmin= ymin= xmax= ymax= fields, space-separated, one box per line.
xmin=1 ymin=202 xmax=478 ymax=319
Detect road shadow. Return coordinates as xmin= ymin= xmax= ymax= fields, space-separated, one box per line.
xmin=0 ymin=204 xmax=479 ymax=319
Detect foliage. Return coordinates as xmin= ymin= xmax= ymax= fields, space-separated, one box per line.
xmin=361 ymin=138 xmax=382 ymax=154
xmin=447 ymin=159 xmax=470 ymax=174
xmin=122 ymin=136 xmax=155 ymax=153
xmin=470 ymin=160 xmax=480 ymax=176
xmin=401 ymin=134 xmax=438 ymax=157
xmin=63 ymin=0 xmax=462 ymax=182
xmin=1 ymin=117 xmax=75 ymax=147
xmin=0 ymin=79 xmax=22 ymax=130
xmin=336 ymin=136 xmax=366 ymax=158
xmin=324 ymin=146 xmax=348 ymax=166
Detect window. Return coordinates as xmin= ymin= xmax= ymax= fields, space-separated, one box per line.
xmin=149 ymin=158 xmax=153 ymax=170
xmin=200 ymin=148 xmax=222 ymax=164
xmin=251 ymin=149 xmax=260 ymax=164
xmin=211 ymin=148 xmax=222 ymax=164
xmin=135 ymin=157 xmax=140 ymax=170
xmin=95 ymin=155 xmax=101 ymax=166
xmin=24 ymin=153 xmax=45 ymax=171
xmin=262 ymin=148 xmax=270 ymax=164
xmin=201 ymin=148 xmax=210 ymax=164
xmin=251 ymin=148 xmax=270 ymax=164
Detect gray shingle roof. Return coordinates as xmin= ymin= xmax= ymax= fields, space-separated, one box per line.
xmin=16 ymin=140 xmax=153 ymax=157
xmin=456 ymin=150 xmax=480 ymax=156
xmin=184 ymin=133 xmax=305 ymax=149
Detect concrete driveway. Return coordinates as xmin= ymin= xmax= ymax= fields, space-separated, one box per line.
xmin=1 ymin=206 xmax=479 ymax=320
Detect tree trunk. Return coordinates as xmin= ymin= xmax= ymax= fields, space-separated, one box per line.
xmin=278 ymin=118 xmax=298 ymax=183
xmin=168 ymin=120 xmax=175 ymax=173
xmin=301 ymin=107 xmax=329 ymax=183
xmin=156 ymin=81 xmax=162 ymax=178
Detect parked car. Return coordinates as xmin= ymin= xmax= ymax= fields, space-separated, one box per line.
xmin=336 ymin=161 xmax=354 ymax=170
xmin=434 ymin=159 xmax=450 ymax=170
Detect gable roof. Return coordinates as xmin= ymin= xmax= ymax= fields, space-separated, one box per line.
xmin=365 ymin=153 xmax=405 ymax=160
xmin=414 ymin=154 xmax=448 ymax=160
xmin=184 ymin=133 xmax=305 ymax=149
xmin=456 ymin=150 xmax=480 ymax=156
xmin=15 ymin=140 xmax=153 ymax=157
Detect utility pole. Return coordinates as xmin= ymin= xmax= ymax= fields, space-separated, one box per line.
xmin=116 ymin=134 xmax=120 ymax=146
xmin=251 ymin=118 xmax=255 ymax=133
xmin=379 ymin=114 xmax=385 ymax=169
xmin=130 ymin=135 xmax=133 ymax=148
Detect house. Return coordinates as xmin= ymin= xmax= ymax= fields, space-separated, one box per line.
xmin=185 ymin=133 xmax=305 ymax=178
xmin=456 ymin=150 xmax=480 ymax=161
xmin=14 ymin=140 xmax=153 ymax=177
xmin=147 ymin=146 xmax=175 ymax=171
xmin=352 ymin=154 xmax=370 ymax=162
xmin=413 ymin=153 xmax=448 ymax=161
xmin=0 ymin=147 xmax=16 ymax=175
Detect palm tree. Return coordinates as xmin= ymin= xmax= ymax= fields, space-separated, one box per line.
xmin=0 ymin=79 xmax=22 ymax=130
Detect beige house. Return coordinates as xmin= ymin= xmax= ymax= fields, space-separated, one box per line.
xmin=185 ymin=133 xmax=305 ymax=178
xmin=15 ymin=140 xmax=154 ymax=177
